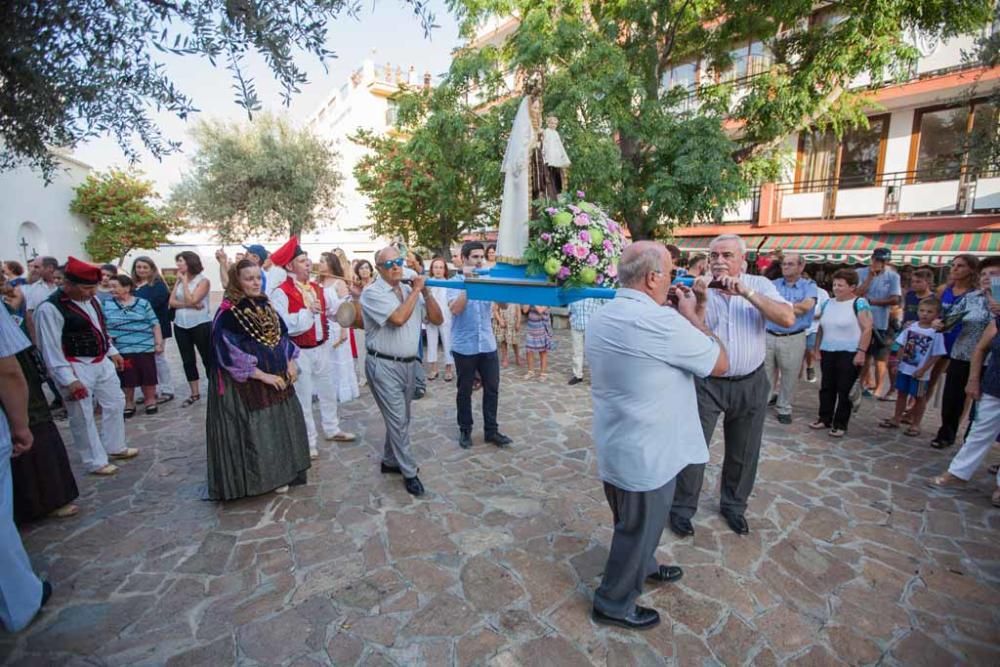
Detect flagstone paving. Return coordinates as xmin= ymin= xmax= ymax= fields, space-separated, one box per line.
xmin=1 ymin=328 xmax=998 ymax=665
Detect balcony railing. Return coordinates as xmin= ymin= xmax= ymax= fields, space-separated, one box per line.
xmin=774 ymin=169 xmax=1000 ymax=220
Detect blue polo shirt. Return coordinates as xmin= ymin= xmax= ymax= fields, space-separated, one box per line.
xmin=766 ymin=277 xmax=818 ymax=334
xmin=447 ymin=275 xmax=497 ymax=355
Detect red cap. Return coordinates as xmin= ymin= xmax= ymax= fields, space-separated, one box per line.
xmin=63 ymin=256 xmax=102 ymax=285
xmin=270 ymin=236 xmax=304 ymax=268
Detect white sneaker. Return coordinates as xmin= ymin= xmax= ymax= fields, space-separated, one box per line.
xmin=274 ymin=485 xmax=289 ymax=494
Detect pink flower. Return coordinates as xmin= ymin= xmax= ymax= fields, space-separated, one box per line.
xmin=568 ymin=205 xmax=581 ymax=215
xmin=557 ymin=267 xmax=571 ymax=279
xmin=606 ymin=264 xmax=618 ymax=278
xmin=608 ymin=222 xmax=619 ymax=233
xmin=573 ymin=245 xmax=589 ymax=259
xmin=596 ymin=273 xmax=605 ymax=284
xmin=576 ymin=190 xmax=586 ymax=198
xmin=587 ymin=253 xmax=599 ymax=265
xmin=574 ymin=214 xmax=590 ymax=226
xmin=603 ymin=239 xmax=613 ymax=253
xmin=540 ymin=232 xmax=552 ymax=243
xmin=578 ymin=230 xmax=590 ymax=243
xmin=545 ymin=207 xmax=558 ymax=215
xmin=562 ymin=243 xmax=575 ymax=256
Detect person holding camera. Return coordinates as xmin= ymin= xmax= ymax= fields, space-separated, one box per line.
xmin=670 ymin=234 xmax=794 ymax=537
xmin=586 ymin=241 xmax=727 ymax=631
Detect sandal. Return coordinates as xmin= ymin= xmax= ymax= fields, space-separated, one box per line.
xmin=878 ymin=419 xmax=899 ymax=429
xmin=930 ymin=438 xmax=953 ymax=450
xmin=123 ymin=407 xmax=136 ymax=419
xmin=48 ymin=503 xmax=79 ymax=518
xmin=444 ymin=371 xmax=453 ymax=382
xmin=145 ymin=405 xmax=158 ymax=416
xmin=91 ymin=464 xmax=119 ymax=476
xmin=829 ymin=428 xmax=846 ymax=438
xmin=903 ymin=427 xmax=921 ymax=437
xmin=181 ymin=395 xmax=201 ymax=407
xmin=427 ymin=372 xmax=439 ymax=381
xmin=808 ymin=420 xmax=829 ymax=430
xmin=157 ymin=393 xmax=175 ymax=405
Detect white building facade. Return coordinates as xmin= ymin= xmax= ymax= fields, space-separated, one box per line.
xmin=1 ymin=152 xmax=92 ymax=265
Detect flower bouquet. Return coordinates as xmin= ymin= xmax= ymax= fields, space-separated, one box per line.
xmin=523 ymin=191 xmax=627 ymax=289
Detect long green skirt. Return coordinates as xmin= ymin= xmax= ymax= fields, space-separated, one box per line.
xmin=206 ymin=371 xmax=311 ymax=501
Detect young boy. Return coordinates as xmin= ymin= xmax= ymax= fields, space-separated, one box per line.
xmin=879 ymin=296 xmax=946 ymax=436
xmin=902 ymin=268 xmax=934 ymax=326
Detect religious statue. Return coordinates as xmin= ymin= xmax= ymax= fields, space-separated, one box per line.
xmin=542 ymin=115 xmax=570 ymax=194
xmin=497 ymin=93 xmax=562 ymax=263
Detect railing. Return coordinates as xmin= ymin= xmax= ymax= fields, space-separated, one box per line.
xmin=773 ymin=169 xmax=1000 ymax=220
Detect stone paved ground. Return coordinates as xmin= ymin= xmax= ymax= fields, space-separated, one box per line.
xmin=1 ymin=328 xmax=998 ymax=666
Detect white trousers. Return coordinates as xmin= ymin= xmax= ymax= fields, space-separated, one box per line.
xmin=948 ymin=393 xmax=1000 ymax=485
xmin=571 ymin=329 xmax=586 ymax=379
xmin=155 ymin=348 xmax=174 ymax=396
xmin=64 ymin=358 xmax=127 ymax=471
xmin=295 ymin=345 xmax=340 ymax=453
xmin=425 ymin=323 xmax=453 ymax=365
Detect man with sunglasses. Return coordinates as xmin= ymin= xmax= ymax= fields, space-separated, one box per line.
xmin=360 ymin=247 xmax=444 ymax=496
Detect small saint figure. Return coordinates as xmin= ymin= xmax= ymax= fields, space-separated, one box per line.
xmin=542 ymin=115 xmax=570 ymax=194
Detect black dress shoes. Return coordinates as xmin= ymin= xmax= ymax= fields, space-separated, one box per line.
xmin=568 ymin=376 xmax=583 ymax=385
xmin=380 ymin=462 xmax=402 ymax=475
xmin=404 ymin=476 xmax=425 ymax=496
xmin=669 ymin=515 xmax=695 ymax=537
xmin=592 ymin=605 xmax=660 ymax=631
xmin=459 ymin=431 xmax=473 ymax=449
xmin=721 ymin=511 xmax=749 ymax=535
xmin=485 ymin=431 xmax=512 ymax=447
xmin=646 ymin=565 xmax=683 ymax=583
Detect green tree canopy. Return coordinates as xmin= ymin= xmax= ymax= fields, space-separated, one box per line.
xmin=439 ymin=0 xmax=993 ymax=239
xmin=71 ymin=169 xmax=184 ymax=266
xmin=0 ymin=0 xmax=436 ymax=179
xmin=353 ymin=85 xmax=500 ymax=257
xmin=171 ymin=114 xmax=341 ymax=242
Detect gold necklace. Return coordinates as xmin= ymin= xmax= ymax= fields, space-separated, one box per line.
xmin=231 ymin=299 xmax=282 ymax=348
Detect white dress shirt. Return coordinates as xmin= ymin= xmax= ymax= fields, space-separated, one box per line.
xmin=34 ymin=298 xmax=119 ymax=387
xmin=586 ymin=289 xmax=721 ymax=492
xmin=704 ymin=274 xmax=789 ymax=377
xmin=24 ymin=281 xmax=58 ymax=312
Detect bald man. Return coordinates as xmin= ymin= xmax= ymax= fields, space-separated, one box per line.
xmin=586 ymin=241 xmax=727 ymax=630
xmin=360 ymin=247 xmax=443 ymax=496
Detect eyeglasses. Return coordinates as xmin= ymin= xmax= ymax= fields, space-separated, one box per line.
xmin=380 ymin=257 xmax=405 ymax=269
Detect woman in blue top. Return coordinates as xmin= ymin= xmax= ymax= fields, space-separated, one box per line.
xmin=131 ymin=256 xmax=174 ymax=404
xmin=103 ymin=275 xmax=163 ymax=417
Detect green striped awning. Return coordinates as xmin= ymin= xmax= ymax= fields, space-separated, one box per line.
xmin=674 ymin=232 xmax=998 ymax=266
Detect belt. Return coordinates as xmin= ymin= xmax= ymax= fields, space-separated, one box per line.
xmin=767 ymin=329 xmax=807 ymax=337
xmin=713 ymin=364 xmax=763 ymax=382
xmin=367 ymin=349 xmax=418 ymax=363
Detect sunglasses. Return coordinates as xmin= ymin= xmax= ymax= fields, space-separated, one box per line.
xmin=380 ymin=257 xmax=405 ymax=269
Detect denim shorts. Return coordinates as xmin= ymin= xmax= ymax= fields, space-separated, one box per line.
xmin=805 ymin=332 xmax=817 ymax=350
xmin=895 ymin=372 xmax=929 ymax=398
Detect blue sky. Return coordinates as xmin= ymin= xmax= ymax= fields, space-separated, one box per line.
xmin=73 ymin=1 xmax=462 ymax=195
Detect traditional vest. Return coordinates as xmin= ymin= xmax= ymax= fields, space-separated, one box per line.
xmin=277 ymin=277 xmax=328 ymax=349
xmin=46 ymin=290 xmax=111 ymax=361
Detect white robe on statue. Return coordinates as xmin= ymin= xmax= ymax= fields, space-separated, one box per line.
xmin=542 ymin=128 xmax=571 ymax=168
xmin=498 ymin=97 xmax=535 ymax=261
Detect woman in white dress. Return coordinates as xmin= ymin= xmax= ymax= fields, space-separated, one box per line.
xmin=321 ymin=254 xmax=360 ymax=403
xmin=424 ymin=257 xmax=454 ymax=381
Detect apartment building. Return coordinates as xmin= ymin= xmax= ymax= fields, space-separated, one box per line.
xmin=671 ymin=17 xmax=1000 ymax=266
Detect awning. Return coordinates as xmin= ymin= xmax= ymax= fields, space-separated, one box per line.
xmin=674 ymin=232 xmax=998 ymax=266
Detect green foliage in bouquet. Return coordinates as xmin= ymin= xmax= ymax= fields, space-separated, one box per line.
xmin=523 ymin=191 xmax=627 ymax=289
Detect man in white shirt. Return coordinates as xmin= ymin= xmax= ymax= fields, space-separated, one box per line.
xmin=587 ymin=241 xmax=728 ymax=630
xmin=33 ymin=257 xmax=137 ymax=476
xmin=0 ymin=306 xmax=52 ymax=632
xmin=670 ymin=234 xmax=794 ymax=537
xmin=23 ymin=256 xmax=60 ymax=340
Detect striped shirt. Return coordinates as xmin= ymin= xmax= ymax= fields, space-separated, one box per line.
xmin=704 ymin=274 xmax=790 ymax=377
xmin=102 ymin=297 xmax=158 ymax=354
xmin=568 ymin=298 xmax=606 ymax=331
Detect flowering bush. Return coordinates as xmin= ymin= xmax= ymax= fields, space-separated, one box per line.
xmin=523 ymin=191 xmax=627 ymax=288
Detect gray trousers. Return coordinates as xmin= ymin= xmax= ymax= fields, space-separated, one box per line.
xmin=594 ymin=478 xmax=675 ymax=618
xmin=764 ymin=331 xmax=807 ymax=416
xmin=671 ymin=365 xmax=768 ymax=520
xmin=365 ymin=356 xmax=419 ymax=478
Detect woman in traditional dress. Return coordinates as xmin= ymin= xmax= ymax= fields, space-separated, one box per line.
xmin=522 ymin=304 xmax=553 ymax=380
xmin=206 ymin=259 xmax=310 ymax=500
xmin=321 ymin=254 xmax=360 ymax=403
xmin=0 ymin=284 xmax=79 ymax=522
